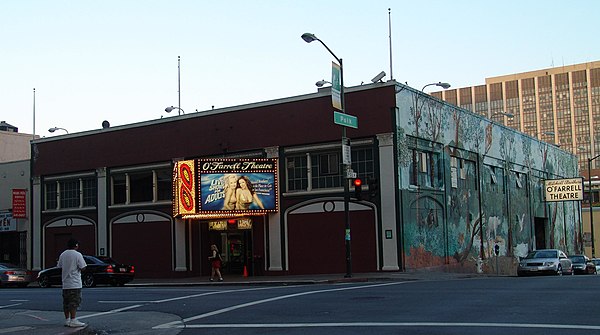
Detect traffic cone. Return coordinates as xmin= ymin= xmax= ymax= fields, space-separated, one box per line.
xmin=243 ymin=265 xmax=248 ymax=278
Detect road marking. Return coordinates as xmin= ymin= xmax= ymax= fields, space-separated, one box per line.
xmin=0 ymin=303 xmax=22 ymax=309
xmin=0 ymin=326 xmax=33 ymax=333
xmin=154 ymin=282 xmax=405 ymax=329
xmin=77 ymin=305 xmax=143 ymax=320
xmin=161 ymin=322 xmax=600 ymax=330
xmin=15 ymin=311 xmax=49 ymax=321
xmin=10 ymin=300 xmax=28 ymax=302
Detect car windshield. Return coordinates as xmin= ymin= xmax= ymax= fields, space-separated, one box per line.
xmin=593 ymin=260 xmax=600 ymax=266
xmin=83 ymin=255 xmax=105 ymax=265
xmin=569 ymin=256 xmax=585 ymax=263
xmin=527 ymin=250 xmax=557 ymax=259
xmin=0 ymin=263 xmax=18 ymax=269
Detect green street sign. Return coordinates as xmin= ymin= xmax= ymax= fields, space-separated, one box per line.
xmin=334 ymin=111 xmax=358 ymax=129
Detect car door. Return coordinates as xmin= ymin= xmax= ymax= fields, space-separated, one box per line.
xmin=559 ymin=251 xmax=572 ymax=274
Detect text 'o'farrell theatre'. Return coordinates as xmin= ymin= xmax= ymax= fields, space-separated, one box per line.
xmin=544 ymin=178 xmax=584 ymax=201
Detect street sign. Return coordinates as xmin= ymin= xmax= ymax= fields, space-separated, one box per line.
xmin=334 ymin=111 xmax=358 ymax=129
xmin=342 ymin=141 xmax=351 ymax=165
xmin=331 ymin=62 xmax=342 ymax=110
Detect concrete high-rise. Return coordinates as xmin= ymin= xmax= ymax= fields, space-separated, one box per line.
xmin=432 ymin=61 xmax=600 ymax=171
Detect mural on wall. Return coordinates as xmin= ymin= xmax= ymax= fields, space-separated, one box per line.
xmin=395 ymin=85 xmax=580 ymax=271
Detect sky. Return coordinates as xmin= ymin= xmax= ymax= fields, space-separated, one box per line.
xmin=2 ymin=0 xmax=599 ymax=136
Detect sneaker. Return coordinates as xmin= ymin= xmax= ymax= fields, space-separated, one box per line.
xmin=209 ymin=278 xmax=214 ymax=282
xmin=219 ymin=278 xmax=223 ymax=281
xmin=64 ymin=319 xmax=71 ymax=327
xmin=68 ymin=319 xmax=87 ymax=328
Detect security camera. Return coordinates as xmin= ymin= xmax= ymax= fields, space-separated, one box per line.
xmin=371 ymin=71 xmax=386 ymax=83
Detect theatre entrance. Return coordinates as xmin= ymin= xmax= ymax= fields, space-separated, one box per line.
xmin=209 ymin=230 xmax=253 ymax=275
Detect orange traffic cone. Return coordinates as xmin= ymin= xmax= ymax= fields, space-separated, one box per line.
xmin=243 ymin=265 xmax=248 ymax=278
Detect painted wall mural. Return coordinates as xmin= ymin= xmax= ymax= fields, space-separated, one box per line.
xmin=395 ymin=84 xmax=580 ymax=272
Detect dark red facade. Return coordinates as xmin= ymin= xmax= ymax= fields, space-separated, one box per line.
xmin=32 ymin=83 xmax=397 ymax=278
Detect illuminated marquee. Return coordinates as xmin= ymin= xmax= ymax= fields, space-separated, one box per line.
xmin=173 ymin=160 xmax=197 ymax=216
xmin=198 ymin=158 xmax=279 ymax=214
xmin=544 ymin=177 xmax=583 ymax=202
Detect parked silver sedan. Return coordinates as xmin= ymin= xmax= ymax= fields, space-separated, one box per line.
xmin=517 ymin=249 xmax=573 ymax=276
xmin=592 ymin=258 xmax=600 ymax=274
xmin=0 ymin=262 xmax=34 ymax=287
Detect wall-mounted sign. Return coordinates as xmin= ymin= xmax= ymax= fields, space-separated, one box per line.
xmin=237 ymin=218 xmax=253 ymax=229
xmin=0 ymin=213 xmax=16 ymax=232
xmin=198 ymin=159 xmax=278 ymax=213
xmin=544 ymin=177 xmax=583 ymax=202
xmin=12 ymin=189 xmax=27 ymax=218
xmin=173 ymin=160 xmax=197 ymax=216
xmin=208 ymin=220 xmax=228 ymax=231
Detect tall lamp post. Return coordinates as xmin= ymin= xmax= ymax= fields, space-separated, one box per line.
xmin=165 ymin=106 xmax=185 ymax=115
xmin=301 ymin=32 xmax=352 ymax=278
xmin=48 ymin=127 xmax=69 ymax=134
xmin=422 ymin=82 xmax=451 ymax=91
xmin=588 ymin=156 xmax=600 ymax=257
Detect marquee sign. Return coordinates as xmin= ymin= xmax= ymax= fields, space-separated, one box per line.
xmin=173 ymin=160 xmax=197 ymax=216
xmin=173 ymin=158 xmax=279 ymax=217
xmin=198 ymin=159 xmax=278 ymax=213
xmin=544 ymin=177 xmax=584 ymax=202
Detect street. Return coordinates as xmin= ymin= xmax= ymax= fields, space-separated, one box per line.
xmin=1 ymin=275 xmax=600 ymax=334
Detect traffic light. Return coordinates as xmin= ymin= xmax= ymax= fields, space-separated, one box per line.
xmin=353 ymin=178 xmax=363 ymax=200
xmin=368 ymin=178 xmax=379 ymax=199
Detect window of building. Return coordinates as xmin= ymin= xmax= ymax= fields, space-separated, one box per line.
xmin=285 ymin=144 xmax=375 ymax=192
xmin=156 ymin=169 xmax=172 ymax=201
xmin=112 ymin=174 xmax=127 ymax=205
xmin=410 ymin=149 xmax=442 ymax=189
xmin=44 ymin=182 xmax=58 ymax=210
xmin=44 ymin=175 xmax=97 ymax=211
xmin=110 ymin=165 xmax=171 ymax=205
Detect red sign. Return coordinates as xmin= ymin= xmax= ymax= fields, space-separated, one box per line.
xmin=12 ymin=189 xmax=27 ymax=218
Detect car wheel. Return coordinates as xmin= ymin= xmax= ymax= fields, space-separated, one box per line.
xmin=82 ymin=273 xmax=96 ymax=288
xmin=38 ymin=275 xmax=50 ymax=288
xmin=556 ymin=265 xmax=563 ymax=276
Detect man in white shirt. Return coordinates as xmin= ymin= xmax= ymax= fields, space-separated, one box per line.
xmin=57 ymin=238 xmax=87 ymax=328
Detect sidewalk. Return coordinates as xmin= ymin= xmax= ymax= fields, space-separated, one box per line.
xmin=127 ymin=269 xmax=488 ymax=287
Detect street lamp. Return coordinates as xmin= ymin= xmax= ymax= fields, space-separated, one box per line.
xmin=165 ymin=106 xmax=185 ymax=115
xmin=588 ymin=155 xmax=600 ymax=257
xmin=302 ymin=32 xmax=352 ymax=278
xmin=495 ymin=111 xmax=514 ymax=118
xmin=316 ymin=80 xmax=332 ymax=87
xmin=422 ymin=82 xmax=451 ymax=91
xmin=48 ymin=127 xmax=68 ymax=134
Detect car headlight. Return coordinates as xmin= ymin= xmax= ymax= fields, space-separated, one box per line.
xmin=543 ymin=261 xmax=556 ymax=266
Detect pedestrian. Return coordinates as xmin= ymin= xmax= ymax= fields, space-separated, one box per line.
xmin=208 ymin=244 xmax=223 ymax=282
xmin=57 ymin=238 xmax=87 ymax=328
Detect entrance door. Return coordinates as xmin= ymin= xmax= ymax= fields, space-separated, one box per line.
xmin=209 ymin=230 xmax=252 ymax=275
xmin=534 ymin=218 xmax=546 ymax=250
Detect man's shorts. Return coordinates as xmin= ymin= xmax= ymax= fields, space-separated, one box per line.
xmin=62 ymin=289 xmax=82 ymax=310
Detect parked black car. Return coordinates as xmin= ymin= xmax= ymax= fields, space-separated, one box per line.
xmin=568 ymin=254 xmax=597 ymax=275
xmin=37 ymin=255 xmax=134 ymax=288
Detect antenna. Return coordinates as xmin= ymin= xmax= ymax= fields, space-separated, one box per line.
xmin=388 ymin=8 xmax=393 ymax=80
xmin=32 ymin=88 xmax=36 ymax=138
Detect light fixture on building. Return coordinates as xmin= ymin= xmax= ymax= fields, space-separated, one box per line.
xmin=48 ymin=127 xmax=68 ymax=134
xmin=422 ymin=82 xmax=451 ymax=91
xmin=165 ymin=106 xmax=185 ymax=115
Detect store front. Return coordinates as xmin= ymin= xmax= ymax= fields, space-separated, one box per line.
xmin=174 ymin=158 xmax=277 ymax=277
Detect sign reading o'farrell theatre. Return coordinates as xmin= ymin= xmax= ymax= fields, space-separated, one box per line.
xmin=173 ymin=158 xmax=278 ymax=217
xmin=544 ymin=177 xmax=584 ymax=202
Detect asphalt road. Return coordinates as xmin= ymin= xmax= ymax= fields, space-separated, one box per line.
xmin=1 ymin=275 xmax=600 ymax=334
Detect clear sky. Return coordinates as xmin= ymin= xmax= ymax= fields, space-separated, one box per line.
xmin=2 ymin=0 xmax=599 ymax=136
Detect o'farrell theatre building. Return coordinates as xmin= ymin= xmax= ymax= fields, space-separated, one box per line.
xmin=30 ymin=81 xmax=581 ymax=278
